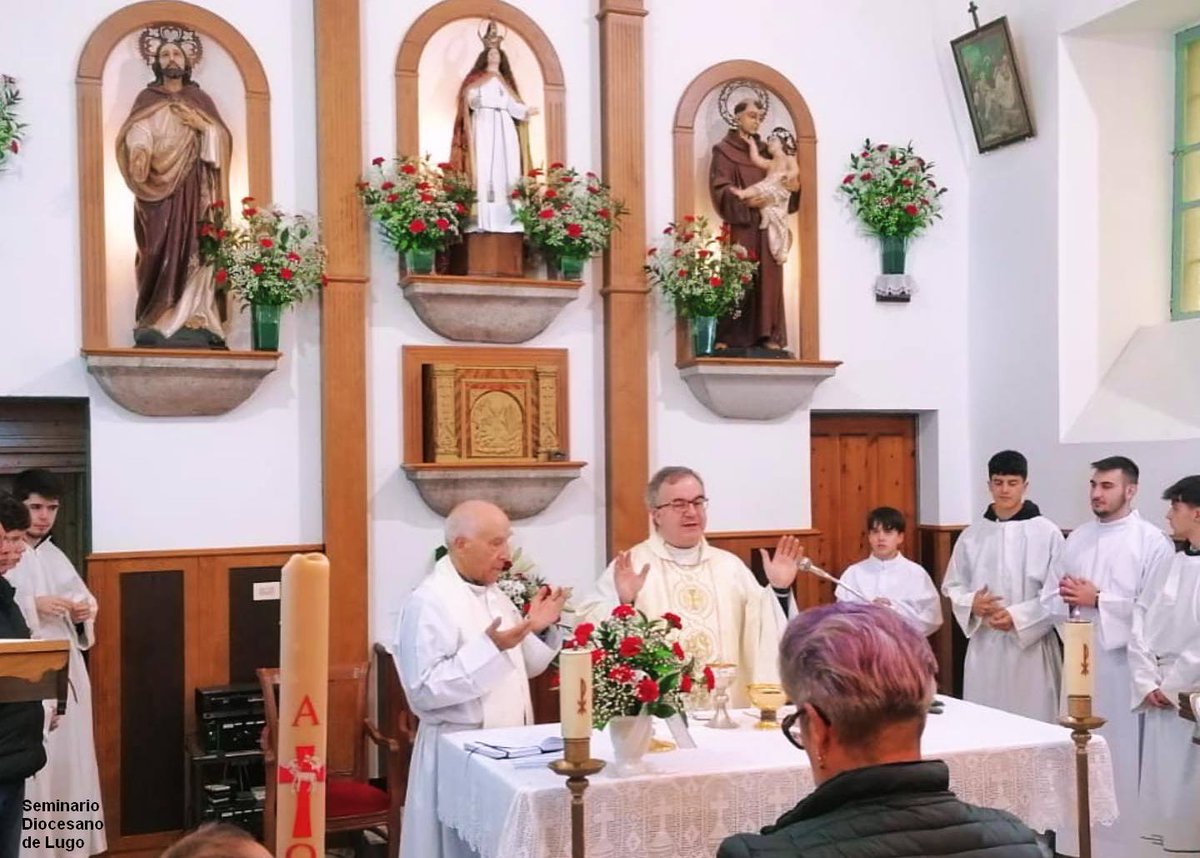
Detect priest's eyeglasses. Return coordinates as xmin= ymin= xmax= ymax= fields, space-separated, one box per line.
xmin=654 ymin=496 xmax=709 ymax=513
xmin=781 ymin=703 xmax=830 ymax=751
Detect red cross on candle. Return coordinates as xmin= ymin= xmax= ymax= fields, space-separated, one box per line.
xmin=278 ymin=744 xmax=326 ymax=839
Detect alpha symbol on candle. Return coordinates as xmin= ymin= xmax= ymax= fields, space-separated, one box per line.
xmin=1081 ymin=643 xmax=1090 ymax=677
xmin=576 ymin=677 xmax=588 ymax=715
xmin=291 ymin=694 xmax=321 ymax=727
xmin=278 ymin=745 xmax=326 ymax=838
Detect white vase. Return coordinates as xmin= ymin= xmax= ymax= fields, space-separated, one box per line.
xmin=606 ymin=714 xmax=653 ymax=777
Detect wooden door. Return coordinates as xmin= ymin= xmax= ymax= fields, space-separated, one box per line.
xmin=808 ymin=414 xmax=919 ymax=597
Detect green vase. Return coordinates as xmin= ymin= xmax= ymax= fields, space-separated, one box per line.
xmin=879 ymin=235 xmax=908 ymax=275
xmin=405 ymin=247 xmax=435 ymax=275
xmin=690 ymin=315 xmax=718 ymax=356
xmin=251 ymin=303 xmax=283 ymax=352
xmin=557 ymin=254 xmax=587 ymax=280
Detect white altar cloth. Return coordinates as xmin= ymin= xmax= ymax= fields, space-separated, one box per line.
xmin=436 ymin=696 xmax=1117 ymax=858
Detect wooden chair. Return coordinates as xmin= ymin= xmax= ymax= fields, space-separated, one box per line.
xmin=258 ymin=663 xmax=403 ymax=858
xmin=372 ymin=642 xmax=419 ymax=808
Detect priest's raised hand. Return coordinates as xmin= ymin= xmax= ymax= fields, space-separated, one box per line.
xmin=613 ymin=550 xmax=650 ymax=605
xmin=528 ymin=586 xmax=568 ymax=631
xmin=760 ymin=534 xmax=805 ymax=590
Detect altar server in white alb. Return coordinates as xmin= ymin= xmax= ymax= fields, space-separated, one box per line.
xmin=394 ymin=499 xmax=567 ymax=858
xmin=1040 ymin=456 xmax=1173 ymax=857
xmin=836 ymin=506 xmax=942 ymax=637
xmin=1128 ymin=475 xmax=1200 ymax=856
xmin=942 ymin=450 xmax=1064 ymax=722
xmin=574 ymin=466 xmax=802 ymax=707
xmin=8 ymin=470 xmax=105 ymax=857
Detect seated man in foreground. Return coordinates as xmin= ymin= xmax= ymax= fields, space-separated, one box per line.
xmin=575 ymin=466 xmax=802 ymax=706
xmin=718 ymin=602 xmax=1049 ymax=858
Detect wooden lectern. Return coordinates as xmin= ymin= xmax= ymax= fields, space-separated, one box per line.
xmin=0 ymin=639 xmax=69 ymax=714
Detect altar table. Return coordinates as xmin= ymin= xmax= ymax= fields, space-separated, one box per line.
xmin=436 ymin=696 xmax=1117 ymax=858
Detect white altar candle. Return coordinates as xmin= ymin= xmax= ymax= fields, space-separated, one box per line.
xmin=276 ymin=553 xmax=330 ymax=858
xmin=559 ymin=649 xmax=593 ymax=739
xmin=1063 ymin=619 xmax=1095 ymax=698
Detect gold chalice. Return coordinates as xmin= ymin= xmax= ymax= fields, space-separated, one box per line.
xmin=747 ymin=683 xmax=788 ymax=730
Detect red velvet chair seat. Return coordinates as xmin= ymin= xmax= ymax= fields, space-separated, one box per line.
xmin=327 ymin=780 xmax=390 ymax=818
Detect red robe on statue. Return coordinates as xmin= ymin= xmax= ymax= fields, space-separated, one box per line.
xmin=709 ymin=131 xmax=799 ymax=350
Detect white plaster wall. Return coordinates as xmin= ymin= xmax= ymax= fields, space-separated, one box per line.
xmin=932 ymin=0 xmax=1200 ymax=529
xmin=363 ymin=1 xmax=606 ymax=642
xmin=644 ymin=1 xmax=974 ymax=531
xmin=1058 ymin=28 xmax=1173 ymax=433
xmin=0 ymin=0 xmax=323 ymax=551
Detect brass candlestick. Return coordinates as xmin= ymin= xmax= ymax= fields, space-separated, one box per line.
xmin=1059 ymin=694 xmax=1106 ymax=858
xmin=549 ymin=736 xmax=605 ymax=858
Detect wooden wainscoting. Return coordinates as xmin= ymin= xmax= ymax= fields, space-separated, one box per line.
xmin=917 ymin=525 xmax=967 ymax=695
xmin=88 ymin=544 xmax=322 ymax=854
xmin=706 ymin=529 xmax=824 ymax=609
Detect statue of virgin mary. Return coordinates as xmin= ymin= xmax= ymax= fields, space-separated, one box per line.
xmin=448 ymin=21 xmax=538 ymax=233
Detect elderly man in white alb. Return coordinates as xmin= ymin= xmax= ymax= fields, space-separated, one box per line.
xmin=575 ymin=466 xmax=803 ymax=707
xmin=393 ymin=499 xmax=567 ymax=858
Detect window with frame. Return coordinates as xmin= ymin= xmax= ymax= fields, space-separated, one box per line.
xmin=1172 ymin=23 xmax=1200 ymax=319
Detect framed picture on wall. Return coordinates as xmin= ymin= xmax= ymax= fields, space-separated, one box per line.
xmin=951 ymin=17 xmax=1035 ymax=153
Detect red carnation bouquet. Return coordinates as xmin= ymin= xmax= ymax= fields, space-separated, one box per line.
xmin=358 ymin=155 xmax=469 ymax=254
xmin=561 ymin=606 xmax=712 ymax=730
xmin=198 ymin=197 xmax=327 ymax=308
xmin=511 ymin=163 xmax=626 ymax=264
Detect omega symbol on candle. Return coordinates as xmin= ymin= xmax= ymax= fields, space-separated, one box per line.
xmin=576 ymin=677 xmax=588 ymax=715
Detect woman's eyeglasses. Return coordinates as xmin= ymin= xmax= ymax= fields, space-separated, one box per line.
xmin=780 ymin=703 xmax=830 ymax=751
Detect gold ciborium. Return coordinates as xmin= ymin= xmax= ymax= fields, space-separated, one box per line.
xmin=706 ymin=662 xmax=739 ymax=729
xmin=747 ymin=683 xmax=787 ymax=730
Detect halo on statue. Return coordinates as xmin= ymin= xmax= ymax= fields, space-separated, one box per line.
xmin=138 ymin=24 xmax=204 ymax=69
xmin=477 ymin=18 xmax=506 ymax=50
xmin=717 ymin=79 xmax=771 ymax=128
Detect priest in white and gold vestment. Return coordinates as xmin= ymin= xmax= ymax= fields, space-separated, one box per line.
xmin=575 ymin=466 xmax=802 ymax=707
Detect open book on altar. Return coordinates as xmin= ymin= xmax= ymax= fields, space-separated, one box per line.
xmin=464 ymin=735 xmax=564 ymax=760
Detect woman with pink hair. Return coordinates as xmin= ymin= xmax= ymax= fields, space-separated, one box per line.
xmin=718 ymin=603 xmax=1051 ymax=857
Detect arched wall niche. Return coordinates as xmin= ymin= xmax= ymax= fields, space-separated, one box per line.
xmin=77 ymin=0 xmax=272 ymax=351
xmin=673 ymin=60 xmax=820 ymax=363
xmin=394 ymin=0 xmax=565 ymax=167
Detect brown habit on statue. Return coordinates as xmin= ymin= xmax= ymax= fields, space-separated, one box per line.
xmin=709 ymin=130 xmax=798 ymax=350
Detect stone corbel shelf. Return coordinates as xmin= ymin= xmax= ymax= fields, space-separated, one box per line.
xmin=677 ymin=357 xmax=841 ymax=420
xmin=402 ymin=461 xmax=586 ymax=520
xmin=400 ymin=274 xmax=582 ymax=343
xmin=83 ymin=348 xmax=281 ymax=417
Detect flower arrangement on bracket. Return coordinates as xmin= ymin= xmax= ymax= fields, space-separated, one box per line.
xmin=511 ymin=163 xmax=627 ymax=278
xmin=837 ymin=139 xmax=947 ymax=300
xmin=198 ymin=197 xmax=327 ymax=349
xmin=201 ymin=197 xmax=327 ymax=307
xmin=560 ymin=605 xmax=713 ymax=730
xmin=645 ymin=215 xmax=758 ymax=320
xmin=359 ymin=155 xmax=472 ymax=273
xmin=0 ymin=75 xmax=28 ymax=171
xmin=838 ymin=139 xmax=946 ymax=237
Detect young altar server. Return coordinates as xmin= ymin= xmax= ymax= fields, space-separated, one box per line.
xmin=942 ymin=450 xmax=1064 ymax=722
xmin=393 ymin=499 xmax=567 ymax=858
xmin=1040 ymin=456 xmax=1173 ymax=856
xmin=8 ymin=470 xmax=106 ymax=857
xmin=835 ymin=506 xmax=942 ymax=637
xmin=1128 ymin=475 xmax=1200 ymax=856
